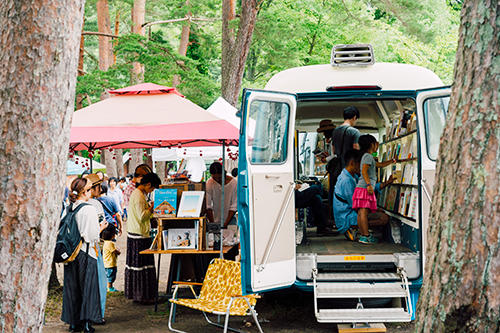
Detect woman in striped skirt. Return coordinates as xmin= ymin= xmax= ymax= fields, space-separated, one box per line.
xmin=124 ymin=172 xmax=161 ymax=303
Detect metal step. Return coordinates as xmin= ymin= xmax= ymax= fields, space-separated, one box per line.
xmin=316 ymin=272 xmax=399 ymax=281
xmin=316 ymin=308 xmax=411 ymax=323
xmin=316 ymin=282 xmax=406 ymax=298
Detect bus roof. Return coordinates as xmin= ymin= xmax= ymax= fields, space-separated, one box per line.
xmin=264 ymin=62 xmax=443 ymax=93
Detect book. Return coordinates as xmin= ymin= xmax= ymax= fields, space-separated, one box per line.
xmin=154 ymin=189 xmax=177 ymax=217
xmin=408 ymin=188 xmax=418 ymax=218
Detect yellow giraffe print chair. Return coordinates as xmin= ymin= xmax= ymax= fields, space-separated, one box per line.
xmin=168 ymin=258 xmax=264 ymax=333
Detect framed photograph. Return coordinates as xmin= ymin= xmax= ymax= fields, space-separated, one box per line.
xmin=167 ymin=228 xmax=197 ymax=250
xmin=177 ymin=191 xmax=205 ymax=217
xmin=162 ymin=230 xmax=169 ymax=250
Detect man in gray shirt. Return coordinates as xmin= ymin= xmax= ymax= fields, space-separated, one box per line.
xmin=332 ymin=106 xmax=361 ymax=169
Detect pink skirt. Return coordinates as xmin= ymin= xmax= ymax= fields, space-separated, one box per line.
xmin=352 ymin=187 xmax=377 ymax=212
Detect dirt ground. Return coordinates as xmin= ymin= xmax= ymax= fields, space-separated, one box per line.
xmin=45 ymin=228 xmax=415 ymax=332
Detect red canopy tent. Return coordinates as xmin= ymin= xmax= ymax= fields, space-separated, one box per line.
xmin=69 ymin=83 xmax=238 ymax=151
xmin=69 ymin=83 xmax=239 ymax=260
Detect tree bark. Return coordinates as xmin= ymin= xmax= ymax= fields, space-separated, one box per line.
xmin=129 ymin=149 xmax=144 ymax=174
xmin=103 ymin=149 xmax=117 ymax=177
xmin=416 ymin=1 xmax=499 ymax=332
xmin=97 ymin=0 xmax=119 ymax=177
xmin=97 ymin=0 xmax=113 ymax=71
xmin=128 ymin=0 xmax=147 ymax=173
xmin=131 ymin=0 xmax=146 ymax=84
xmin=76 ymin=19 xmax=86 ymax=110
xmin=221 ymin=0 xmax=260 ymax=107
xmin=172 ymin=0 xmax=191 ymax=87
xmin=115 ymin=148 xmax=124 ymax=177
xmin=0 ymin=0 xmax=85 ymax=331
xmin=155 ymin=161 xmax=166 ymax=182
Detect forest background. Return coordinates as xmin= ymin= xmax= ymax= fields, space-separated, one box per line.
xmin=78 ymin=0 xmax=461 ymax=110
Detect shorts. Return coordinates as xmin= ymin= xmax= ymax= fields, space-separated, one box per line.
xmin=352 ymin=187 xmax=377 ymax=212
xmin=105 ymin=267 xmax=117 ymax=284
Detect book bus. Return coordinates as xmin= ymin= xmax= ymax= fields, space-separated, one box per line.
xmin=235 ymin=44 xmax=450 ymax=327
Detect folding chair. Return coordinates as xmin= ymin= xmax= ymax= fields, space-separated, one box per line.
xmin=168 ymin=258 xmax=264 ymax=333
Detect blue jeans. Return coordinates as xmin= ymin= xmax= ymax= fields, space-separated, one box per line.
xmin=105 ymin=267 xmax=117 ymax=284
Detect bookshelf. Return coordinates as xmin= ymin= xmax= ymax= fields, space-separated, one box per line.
xmin=378 ymin=108 xmax=419 ymax=229
xmin=379 ymin=207 xmax=418 ymax=229
xmin=382 ymin=129 xmax=417 ymax=145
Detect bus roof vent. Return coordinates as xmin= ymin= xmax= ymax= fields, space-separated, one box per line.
xmin=331 ymin=44 xmax=374 ymax=67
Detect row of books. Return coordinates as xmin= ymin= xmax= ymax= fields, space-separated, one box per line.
xmin=385 ymin=108 xmax=417 ymax=141
xmin=378 ymin=186 xmax=418 ymax=220
xmin=379 ymin=160 xmax=418 ymax=185
xmin=380 ymin=132 xmax=417 ymax=161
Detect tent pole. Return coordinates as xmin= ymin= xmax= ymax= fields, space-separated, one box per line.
xmin=90 ymin=144 xmax=94 ymax=173
xmin=220 ymin=140 xmax=225 ymax=259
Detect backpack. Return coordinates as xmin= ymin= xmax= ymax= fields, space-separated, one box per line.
xmin=54 ymin=203 xmax=89 ymax=263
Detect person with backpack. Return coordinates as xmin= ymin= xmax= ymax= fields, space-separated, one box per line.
xmin=60 ymin=177 xmax=102 ymax=333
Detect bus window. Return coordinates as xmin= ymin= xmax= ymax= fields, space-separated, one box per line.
xmin=424 ymin=96 xmax=449 ymax=160
xmin=248 ymin=100 xmax=290 ymax=164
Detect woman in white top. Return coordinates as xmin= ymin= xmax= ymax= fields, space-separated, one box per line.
xmin=61 ymin=178 xmax=102 ymax=333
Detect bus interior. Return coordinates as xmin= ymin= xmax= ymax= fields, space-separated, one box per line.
xmin=293 ymin=96 xmax=421 ymax=281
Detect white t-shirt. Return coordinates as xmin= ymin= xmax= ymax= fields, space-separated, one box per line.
xmin=62 ymin=200 xmax=100 ymax=259
xmin=206 ymin=177 xmax=237 ymax=224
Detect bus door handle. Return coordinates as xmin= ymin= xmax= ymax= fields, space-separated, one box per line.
xmin=265 ymin=175 xmax=280 ymax=179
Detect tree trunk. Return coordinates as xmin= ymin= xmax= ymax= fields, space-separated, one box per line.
xmin=115 ymin=148 xmax=124 ymax=177
xmin=155 ymin=161 xmax=166 ymax=183
xmin=103 ymin=149 xmax=117 ymax=177
xmin=131 ymin=0 xmax=146 ymax=84
xmin=97 ymin=0 xmax=113 ymax=71
xmin=128 ymin=1 xmax=147 ymax=174
xmin=172 ymin=0 xmax=191 ymax=87
xmin=221 ymin=0 xmax=260 ymax=107
xmin=0 ymin=1 xmax=85 ymax=331
xmin=97 ymin=0 xmax=118 ymax=177
xmin=129 ymin=149 xmax=144 ymax=174
xmin=416 ymin=1 xmax=499 ymax=332
xmin=76 ymin=19 xmax=86 ymax=110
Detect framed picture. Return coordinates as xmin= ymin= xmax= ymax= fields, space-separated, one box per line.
xmin=162 ymin=230 xmax=169 ymax=250
xmin=177 ymin=191 xmax=205 ymax=217
xmin=167 ymin=228 xmax=196 ymax=250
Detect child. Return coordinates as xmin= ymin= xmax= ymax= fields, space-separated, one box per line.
xmin=102 ymin=229 xmax=121 ymax=292
xmin=352 ymin=134 xmax=395 ymax=244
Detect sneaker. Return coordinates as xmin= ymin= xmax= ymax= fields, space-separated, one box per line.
xmin=344 ymin=228 xmax=357 ymax=241
xmin=107 ymin=287 xmax=117 ymax=292
xmin=358 ymin=234 xmax=378 ymax=244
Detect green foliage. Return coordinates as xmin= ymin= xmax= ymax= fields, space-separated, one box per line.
xmin=77 ymin=0 xmax=459 ymax=110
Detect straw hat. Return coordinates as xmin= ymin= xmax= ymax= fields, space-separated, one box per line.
xmin=85 ymin=173 xmax=103 ymax=187
xmin=317 ymin=119 xmax=335 ymax=133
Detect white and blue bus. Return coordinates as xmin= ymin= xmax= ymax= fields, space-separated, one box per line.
xmin=236 ymin=44 xmax=450 ymax=324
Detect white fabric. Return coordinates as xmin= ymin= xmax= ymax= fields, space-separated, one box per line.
xmin=206 ymin=177 xmax=238 ymax=224
xmin=71 ymin=200 xmax=100 ymax=259
xmin=206 ymin=97 xmax=240 ymax=129
xmin=108 ymin=188 xmax=124 ymax=213
xmin=186 ymin=157 xmax=207 ymax=182
xmin=72 ymin=93 xmax=215 ymax=127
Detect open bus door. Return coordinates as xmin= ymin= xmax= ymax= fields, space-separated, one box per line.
xmin=238 ymin=89 xmax=297 ymax=294
xmin=415 ymin=87 xmax=451 ymax=268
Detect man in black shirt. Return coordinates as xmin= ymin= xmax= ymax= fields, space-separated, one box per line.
xmin=332 ymin=106 xmax=362 ymax=168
